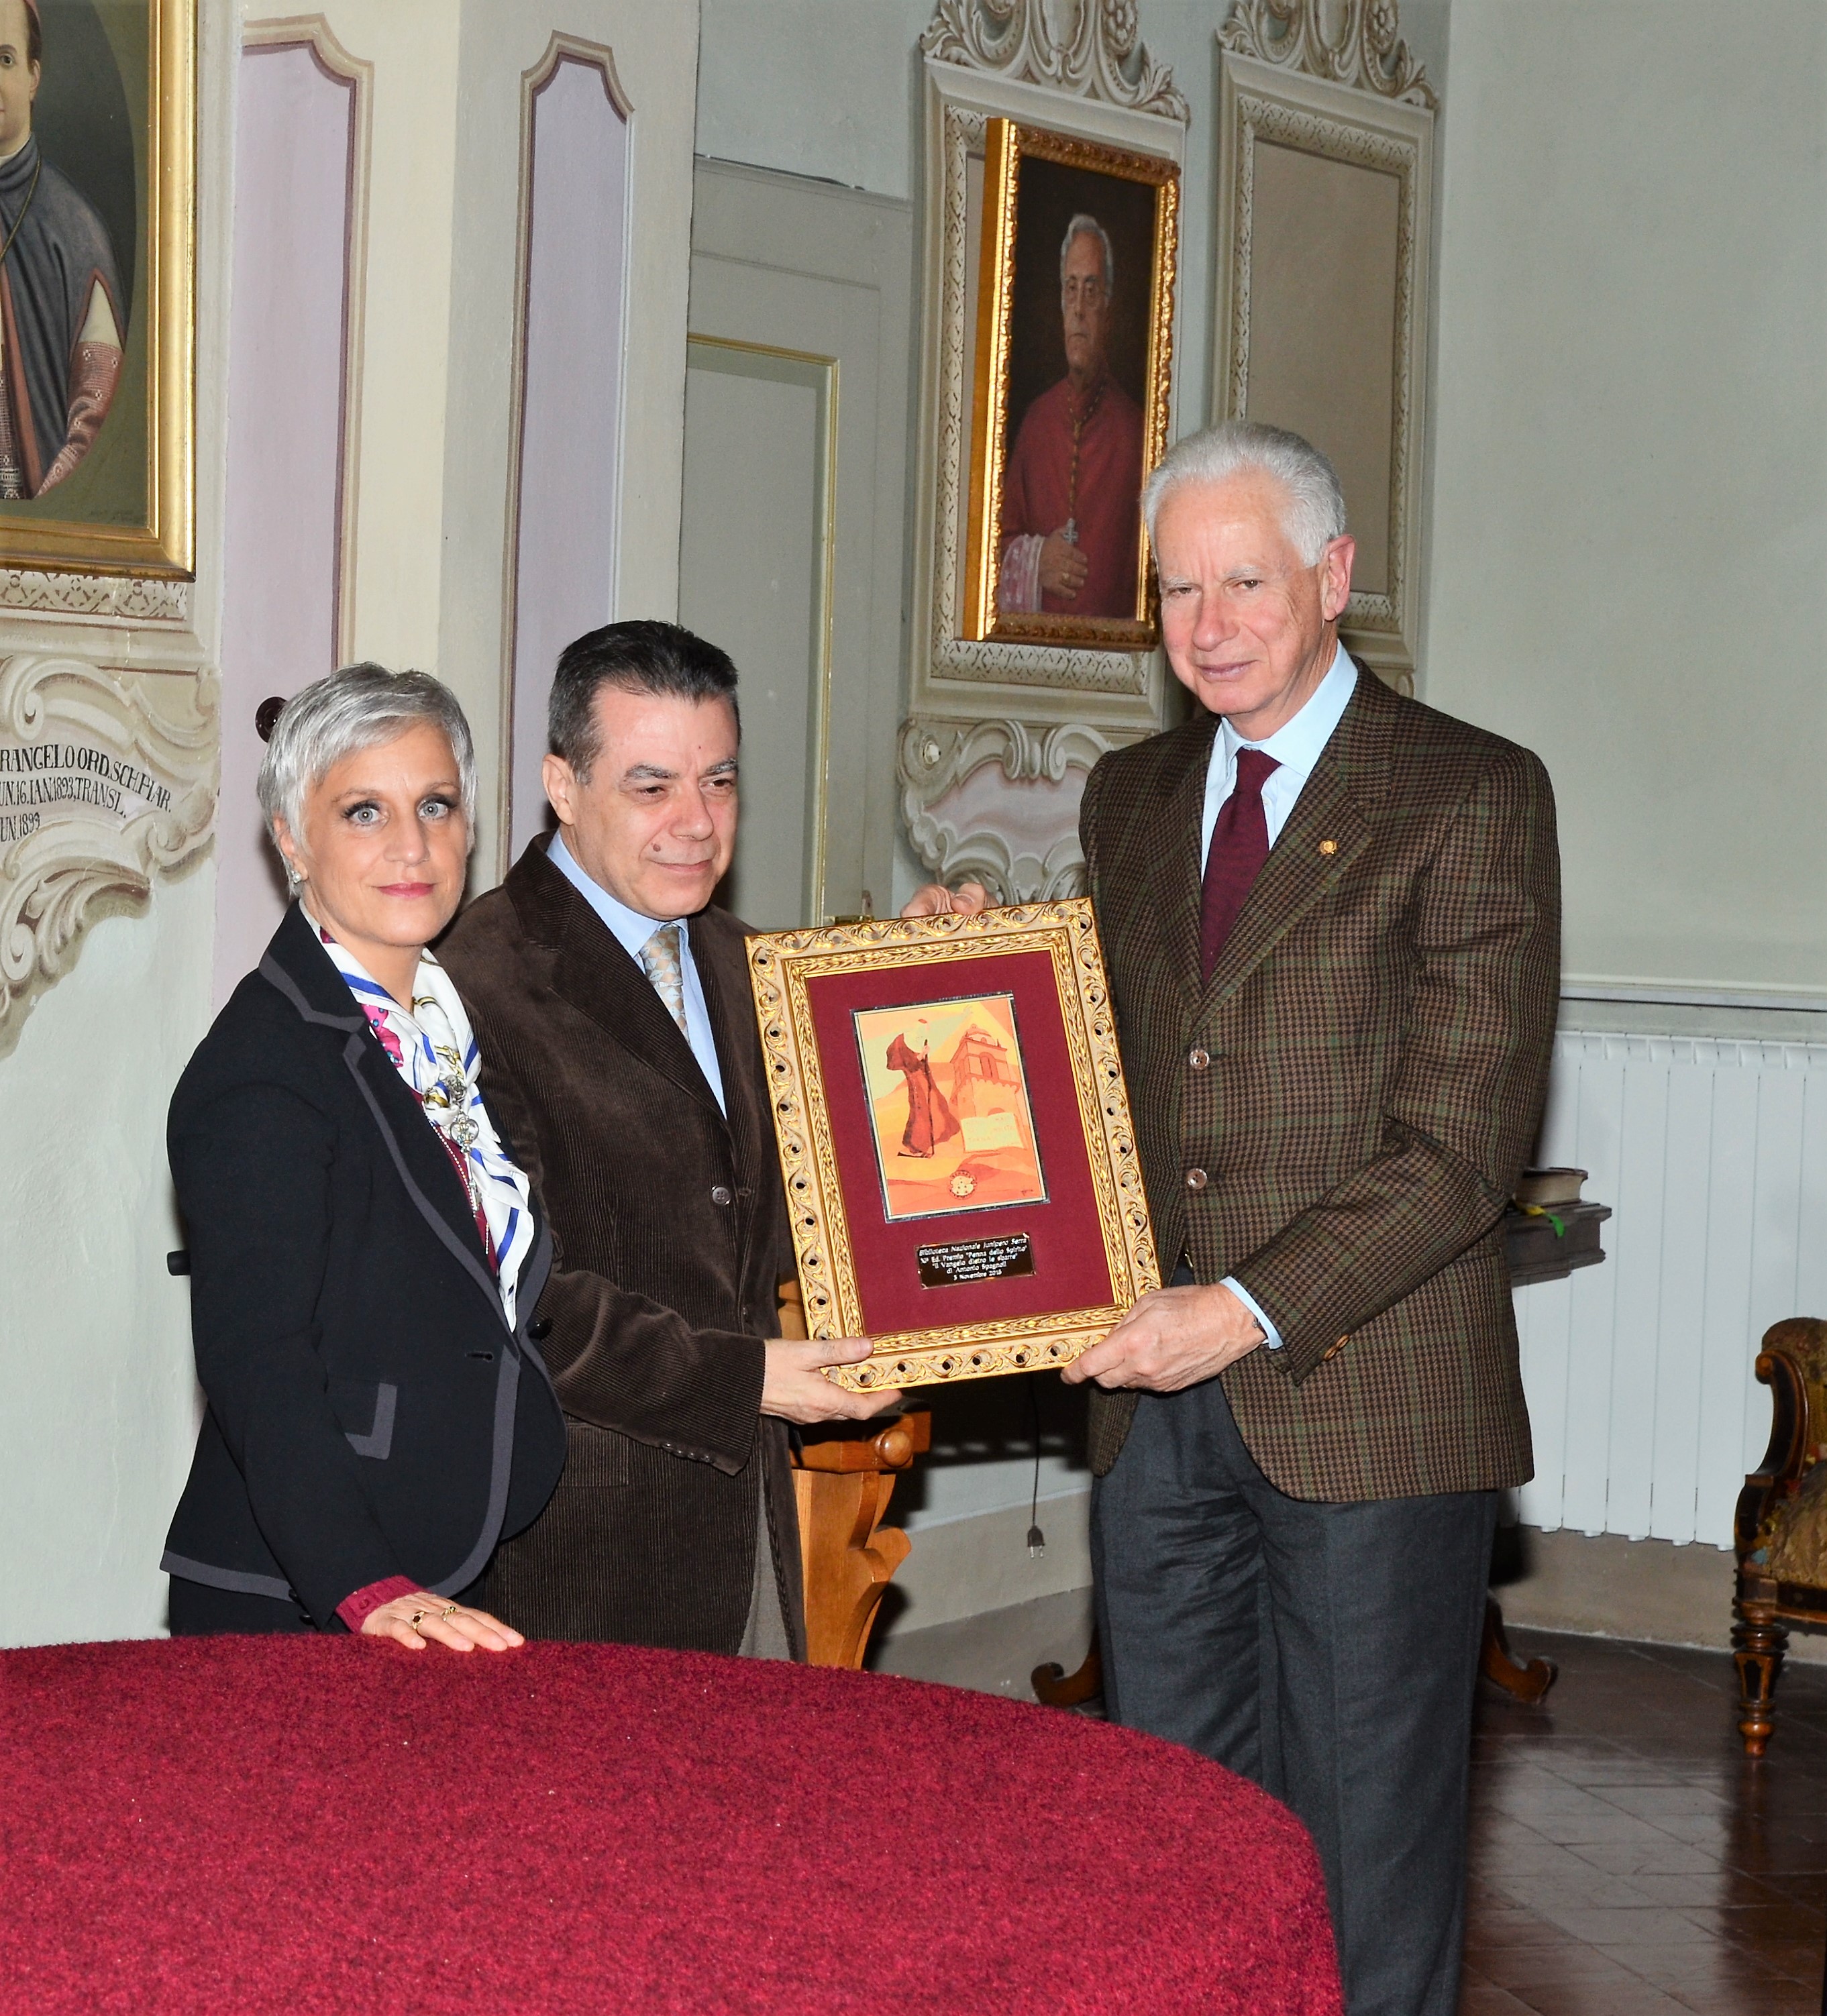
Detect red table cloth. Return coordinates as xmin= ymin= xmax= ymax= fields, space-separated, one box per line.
xmin=1 ymin=1637 xmax=1342 ymax=2014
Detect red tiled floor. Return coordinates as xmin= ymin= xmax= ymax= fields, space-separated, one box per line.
xmin=1465 ymin=1630 xmax=1827 ymax=2013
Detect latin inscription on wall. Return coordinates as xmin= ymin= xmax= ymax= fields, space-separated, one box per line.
xmin=0 ymin=653 xmax=215 ymax=1057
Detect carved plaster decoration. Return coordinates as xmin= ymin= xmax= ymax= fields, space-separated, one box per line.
xmin=0 ymin=654 xmax=217 ymax=1055
xmin=0 ymin=570 xmax=191 ymax=625
xmin=922 ymin=0 xmax=1190 ymax=121
xmin=1218 ymin=0 xmax=1436 ymax=110
xmin=898 ymin=714 xmax=1122 ymax=902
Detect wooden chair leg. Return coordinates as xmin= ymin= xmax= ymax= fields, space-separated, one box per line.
xmin=1733 ymin=1591 xmax=1788 ymax=1758
xmin=1480 ymin=1595 xmax=1557 ymax=1704
xmin=1033 ymin=1633 xmax=1103 ymax=1708
xmin=792 ymin=1411 xmax=931 ymax=1670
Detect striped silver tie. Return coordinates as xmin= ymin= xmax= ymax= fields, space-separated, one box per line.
xmin=639 ymin=924 xmax=690 ymax=1037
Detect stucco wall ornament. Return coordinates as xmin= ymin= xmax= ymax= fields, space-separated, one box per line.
xmin=0 ymin=654 xmax=216 ymax=1056
xmin=1218 ymin=0 xmax=1435 ymax=111
xmin=922 ymin=0 xmax=1190 ymax=121
xmin=0 ymin=569 xmax=191 ymax=624
xmin=898 ymin=714 xmax=1125 ymax=903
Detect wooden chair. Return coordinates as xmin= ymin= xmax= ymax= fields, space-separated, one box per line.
xmin=1734 ymin=1317 xmax=1827 ymax=1755
xmin=778 ymin=1280 xmax=929 ymax=1668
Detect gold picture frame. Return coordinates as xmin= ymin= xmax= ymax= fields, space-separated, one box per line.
xmin=961 ymin=119 xmax=1178 ymax=652
xmin=748 ymin=899 xmax=1161 ymax=1392
xmin=0 ymin=0 xmax=194 ymax=577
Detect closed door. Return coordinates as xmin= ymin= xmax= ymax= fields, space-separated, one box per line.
xmin=679 ymin=160 xmax=914 ymax=934
xmin=678 ymin=337 xmax=834 ymax=931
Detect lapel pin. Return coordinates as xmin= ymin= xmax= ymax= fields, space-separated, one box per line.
xmin=1318 ymin=839 xmax=1338 ymax=856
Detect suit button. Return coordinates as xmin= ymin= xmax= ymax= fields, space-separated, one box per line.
xmin=711 ymin=1185 xmax=733 ymax=1206
xmin=527 ymin=1318 xmax=552 ymax=1341
xmin=1188 ymin=1047 xmax=1210 ymax=1071
xmin=1185 ymin=1168 xmax=1209 ymax=1192
xmin=1323 ymin=1335 xmax=1348 ymax=1361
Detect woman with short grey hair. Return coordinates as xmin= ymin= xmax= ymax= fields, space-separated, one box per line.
xmin=160 ymin=664 xmax=566 ymax=1649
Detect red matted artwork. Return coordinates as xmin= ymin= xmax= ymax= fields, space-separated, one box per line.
xmin=747 ymin=900 xmax=1161 ymax=1392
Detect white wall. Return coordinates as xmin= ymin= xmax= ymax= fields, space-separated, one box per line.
xmin=0 ymin=0 xmax=238 ymax=1644
xmin=0 ymin=869 xmax=218 ymax=1642
xmin=1425 ymin=0 xmax=1827 ymax=997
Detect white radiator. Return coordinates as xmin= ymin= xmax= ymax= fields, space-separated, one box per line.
xmin=1516 ymin=1029 xmax=1827 ymax=1547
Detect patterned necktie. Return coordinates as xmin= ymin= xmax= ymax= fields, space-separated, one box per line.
xmin=639 ymin=924 xmax=691 ymax=1037
xmin=1200 ymin=747 xmax=1281 ymax=982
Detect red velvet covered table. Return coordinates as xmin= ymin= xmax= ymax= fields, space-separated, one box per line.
xmin=1 ymin=1638 xmax=1341 ymax=2014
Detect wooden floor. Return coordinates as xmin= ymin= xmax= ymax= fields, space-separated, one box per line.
xmin=1466 ymin=1628 xmax=1827 ymax=2014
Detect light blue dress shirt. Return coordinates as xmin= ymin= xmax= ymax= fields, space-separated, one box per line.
xmin=1196 ymin=641 xmax=1358 ymax=1352
xmin=1199 ymin=641 xmax=1358 ymax=863
xmin=548 ymin=831 xmax=728 ymax=1117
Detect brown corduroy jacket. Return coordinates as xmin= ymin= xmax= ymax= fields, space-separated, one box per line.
xmin=1081 ymin=666 xmax=1561 ymax=1501
xmin=438 ymin=838 xmax=804 ymax=1656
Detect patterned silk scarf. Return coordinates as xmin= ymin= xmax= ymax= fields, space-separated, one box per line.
xmin=311 ymin=918 xmax=535 ymax=1328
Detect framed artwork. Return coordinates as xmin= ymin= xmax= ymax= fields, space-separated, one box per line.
xmin=0 ymin=0 xmax=193 ymax=577
xmin=1212 ymin=33 xmax=1433 ymax=688
xmin=748 ymin=898 xmax=1161 ymax=1391
xmin=961 ymin=118 xmax=1176 ymax=653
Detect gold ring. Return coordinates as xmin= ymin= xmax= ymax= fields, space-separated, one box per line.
xmin=409 ymin=1609 xmax=428 ymax=1632
xmin=439 ymin=1605 xmax=460 ymax=1621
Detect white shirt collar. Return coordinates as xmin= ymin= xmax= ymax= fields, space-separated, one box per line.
xmin=1220 ymin=640 xmax=1357 ymax=783
xmin=547 ymin=831 xmax=689 ymax=961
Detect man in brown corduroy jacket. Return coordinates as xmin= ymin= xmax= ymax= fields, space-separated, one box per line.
xmin=913 ymin=422 xmax=1559 ymax=2016
xmin=441 ymin=622 xmax=897 ymax=1658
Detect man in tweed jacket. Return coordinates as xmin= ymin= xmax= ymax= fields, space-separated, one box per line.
xmin=915 ymin=422 xmax=1559 ymax=2016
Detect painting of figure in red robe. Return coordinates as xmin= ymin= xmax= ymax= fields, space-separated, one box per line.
xmin=996 ymin=150 xmax=1164 ymax=626
xmin=854 ymin=994 xmax=1049 ymax=1222
xmin=962 ymin=123 xmax=1176 ymax=649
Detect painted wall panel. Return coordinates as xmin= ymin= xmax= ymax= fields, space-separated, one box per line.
xmin=214 ymin=40 xmax=356 ymax=1004
xmin=507 ymin=53 xmax=628 ymax=860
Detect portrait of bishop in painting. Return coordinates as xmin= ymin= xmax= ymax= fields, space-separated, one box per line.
xmin=0 ymin=0 xmax=125 ymax=500
xmin=996 ymin=213 xmax=1144 ymax=621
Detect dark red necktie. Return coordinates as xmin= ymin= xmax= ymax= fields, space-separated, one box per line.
xmin=1200 ymin=747 xmax=1280 ymax=981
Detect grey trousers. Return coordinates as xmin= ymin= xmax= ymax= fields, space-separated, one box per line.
xmin=1091 ymin=1375 xmax=1496 ymax=2016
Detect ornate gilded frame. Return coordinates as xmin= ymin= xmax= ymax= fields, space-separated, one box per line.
xmin=0 ymin=0 xmax=195 ymax=578
xmin=1212 ymin=12 xmax=1434 ymax=688
xmin=748 ymin=899 xmax=1160 ymax=1391
xmin=960 ymin=119 xmax=1177 ymax=650
xmin=908 ymin=14 xmax=1184 ymax=733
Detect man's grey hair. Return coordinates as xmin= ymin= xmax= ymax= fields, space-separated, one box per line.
xmin=1142 ymin=420 xmax=1347 ymax=565
xmin=1059 ymin=213 xmax=1114 ymax=296
xmin=256 ymin=664 xmax=477 ymax=881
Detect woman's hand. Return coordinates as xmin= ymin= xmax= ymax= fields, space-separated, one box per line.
xmin=360 ymin=1593 xmax=525 ymax=1653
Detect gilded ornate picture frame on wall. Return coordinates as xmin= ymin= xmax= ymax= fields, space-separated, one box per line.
xmin=0 ymin=0 xmax=194 ymax=578
xmin=961 ymin=119 xmax=1176 ymax=651
xmin=748 ymin=899 xmax=1161 ymax=1392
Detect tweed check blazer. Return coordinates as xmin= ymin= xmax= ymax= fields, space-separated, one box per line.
xmin=1081 ymin=666 xmax=1561 ymax=1501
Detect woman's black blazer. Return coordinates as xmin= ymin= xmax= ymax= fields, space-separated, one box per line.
xmin=161 ymin=903 xmax=566 ymax=1627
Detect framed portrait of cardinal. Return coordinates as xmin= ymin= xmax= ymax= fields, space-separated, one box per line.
xmin=960 ymin=118 xmax=1178 ymax=653
xmin=747 ymin=900 xmax=1161 ymax=1392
